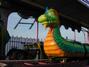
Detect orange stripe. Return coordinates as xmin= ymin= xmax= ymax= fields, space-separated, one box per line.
xmin=46 ymin=34 xmax=53 ymax=37
xmin=44 ymin=45 xmax=56 ymax=47
xmin=45 ymin=37 xmax=54 ymax=41
xmin=47 ymin=31 xmax=53 ymax=34
xmin=47 ymin=53 xmax=64 ymax=57
xmin=44 ymin=41 xmax=57 ymax=46
xmin=44 ymin=47 xmax=59 ymax=50
xmin=45 ymin=39 xmax=53 ymax=42
xmin=44 ymin=48 xmax=60 ymax=51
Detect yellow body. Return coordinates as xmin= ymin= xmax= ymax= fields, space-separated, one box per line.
xmin=44 ymin=29 xmax=64 ymax=57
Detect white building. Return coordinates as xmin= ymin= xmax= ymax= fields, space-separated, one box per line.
xmin=5 ymin=36 xmax=37 ymax=55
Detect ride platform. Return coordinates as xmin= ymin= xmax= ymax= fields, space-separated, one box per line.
xmin=0 ymin=60 xmax=88 ymax=67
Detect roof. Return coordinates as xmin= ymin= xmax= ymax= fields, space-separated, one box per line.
xmin=2 ymin=0 xmax=89 ymax=30
xmin=26 ymin=0 xmax=89 ymax=29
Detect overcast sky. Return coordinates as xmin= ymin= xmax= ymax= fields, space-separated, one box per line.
xmin=7 ymin=12 xmax=89 ymax=43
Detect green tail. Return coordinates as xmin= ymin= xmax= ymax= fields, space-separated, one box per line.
xmin=53 ymin=26 xmax=89 ymax=54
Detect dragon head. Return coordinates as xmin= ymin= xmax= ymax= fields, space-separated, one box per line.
xmin=38 ymin=9 xmax=59 ymax=28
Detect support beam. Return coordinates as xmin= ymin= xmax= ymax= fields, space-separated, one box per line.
xmin=21 ymin=0 xmax=44 ymax=9
xmin=0 ymin=8 xmax=11 ymax=59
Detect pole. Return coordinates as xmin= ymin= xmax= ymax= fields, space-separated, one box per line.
xmin=74 ymin=31 xmax=76 ymax=41
xmin=88 ymin=32 xmax=89 ymax=43
xmin=36 ymin=19 xmax=39 ymax=42
xmin=83 ymin=31 xmax=86 ymax=43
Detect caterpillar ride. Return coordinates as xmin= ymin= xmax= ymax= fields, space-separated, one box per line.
xmin=38 ymin=9 xmax=89 ymax=61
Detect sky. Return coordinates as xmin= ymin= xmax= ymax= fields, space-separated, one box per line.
xmin=7 ymin=12 xmax=48 ymax=41
xmin=7 ymin=12 xmax=89 ymax=43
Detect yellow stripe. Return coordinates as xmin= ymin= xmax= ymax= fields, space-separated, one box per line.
xmin=45 ymin=50 xmax=64 ymax=57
